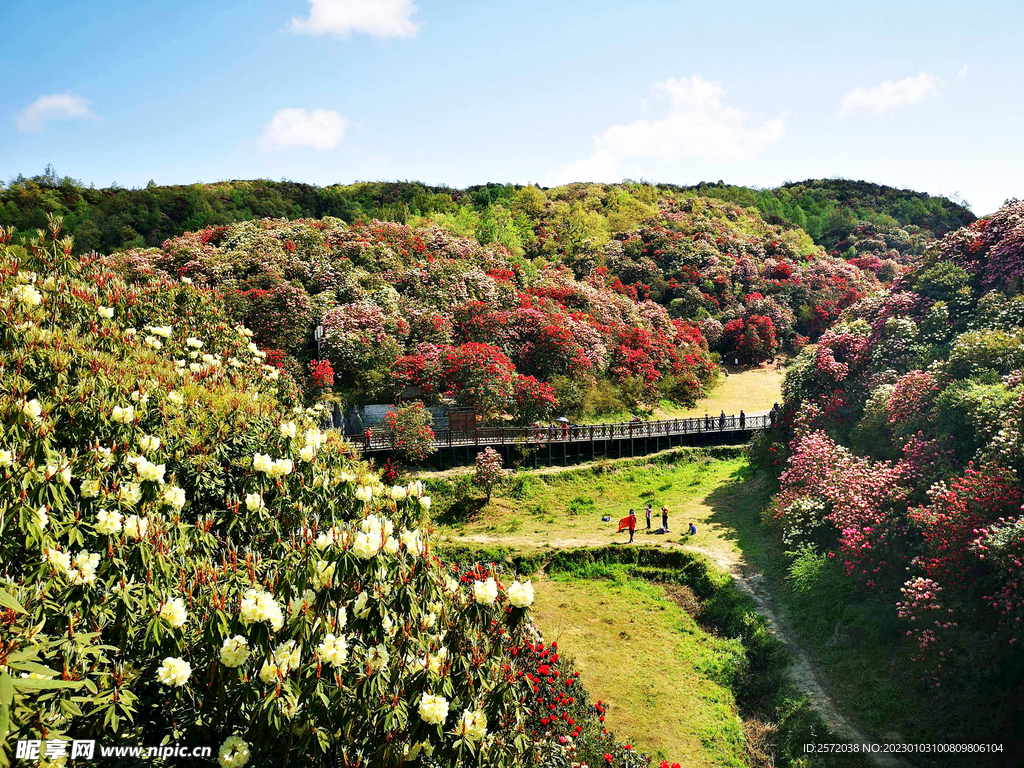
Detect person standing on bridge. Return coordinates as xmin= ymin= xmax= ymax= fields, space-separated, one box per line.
xmin=719 ymin=410 xmax=726 ymax=430
xmin=364 ymin=427 xmax=372 ymax=450
xmin=739 ymin=410 xmax=745 ymax=429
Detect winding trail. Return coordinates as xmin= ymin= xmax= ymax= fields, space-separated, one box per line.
xmin=449 ymin=530 xmax=907 ymax=768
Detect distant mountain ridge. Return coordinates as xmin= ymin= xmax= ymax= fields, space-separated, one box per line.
xmin=0 ymin=170 xmax=975 ymax=260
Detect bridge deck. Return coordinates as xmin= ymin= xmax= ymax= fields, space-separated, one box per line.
xmin=353 ymin=411 xmax=774 ymax=455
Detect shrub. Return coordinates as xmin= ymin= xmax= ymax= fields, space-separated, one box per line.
xmin=474 ymin=448 xmax=506 ymax=503
xmin=383 ymin=401 xmax=437 ymax=463
xmin=0 ymin=222 xmax=623 ymax=767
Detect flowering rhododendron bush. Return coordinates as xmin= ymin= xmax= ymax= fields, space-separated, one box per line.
xmin=603 ymin=196 xmax=879 ymax=363
xmin=115 ymin=216 xmax=716 ymax=419
xmin=0 ymin=222 xmax=632 ymax=767
xmin=766 ymin=201 xmax=1024 ymax=710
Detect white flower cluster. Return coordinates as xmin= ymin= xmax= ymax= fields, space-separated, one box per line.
xmin=128 ymin=455 xmax=166 ymax=484
xmin=473 ymin=577 xmax=499 ymax=605
xmin=45 ymin=548 xmax=101 ymax=585
xmin=240 ymin=588 xmax=284 ymax=632
xmin=124 ymin=514 xmax=149 ymax=540
xmin=259 ymin=640 xmax=301 ymax=683
xmin=161 ymin=485 xmax=186 ymax=510
xmin=418 ymin=692 xmax=449 ymax=725
xmin=218 ymin=736 xmax=250 ymax=768
xmin=507 ymin=579 xmax=535 ymax=608
xmin=457 ymin=708 xmax=488 ymax=743
xmin=13 ymin=283 xmax=42 ymax=307
xmin=160 ymin=597 xmax=188 ymax=628
xmin=253 ymin=453 xmax=293 ymax=478
xmin=95 ymin=509 xmax=123 ymax=535
xmin=22 ymin=399 xmax=43 ymax=423
xmin=157 ymin=656 xmax=191 ymax=687
xmin=110 ymin=405 xmax=135 ymax=424
xmin=219 ymin=636 xmax=250 ymax=668
xmin=317 ymin=633 xmax=349 ymax=667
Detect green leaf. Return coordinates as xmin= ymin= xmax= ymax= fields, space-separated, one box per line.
xmin=0 ymin=673 xmax=13 ymax=707
xmin=0 ymin=588 xmax=25 ymax=614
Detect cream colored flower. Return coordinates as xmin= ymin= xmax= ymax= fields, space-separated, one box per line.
xmin=299 ymin=445 xmax=315 ymax=463
xmin=124 ymin=514 xmax=149 ymax=540
xmin=353 ymin=591 xmax=371 ymax=619
xmin=218 ymin=735 xmax=250 ymax=768
xmin=240 ymin=588 xmax=284 ymax=632
xmin=139 ymin=434 xmax=161 ymax=452
xmin=279 ymin=421 xmax=297 ymax=439
xmin=219 ymin=636 xmax=250 ymax=668
xmin=458 ymin=708 xmax=487 ymax=742
xmin=110 ymin=405 xmax=135 ymax=424
xmin=311 ymin=559 xmax=335 ymax=591
xmin=473 ymin=577 xmax=499 ymax=605
xmin=418 ymin=693 xmax=449 ymax=726
xmin=186 ymin=337 xmax=204 ymax=349
xmin=156 ymin=657 xmax=191 ymax=687
xmin=34 ymin=506 xmax=49 ymax=530
xmin=80 ymin=477 xmax=101 ymax=498
xmin=160 ymin=597 xmax=188 ymax=628
xmin=14 ymin=284 xmax=42 ymax=306
xmin=161 ymin=485 xmax=186 ymax=509
xmin=365 ymin=643 xmax=390 ymax=673
xmin=352 ymin=532 xmax=379 ymax=560
xmin=508 ymin=580 xmax=535 ymax=609
xmin=317 ymin=633 xmax=349 ymax=667
xmin=245 ymin=492 xmax=264 ymax=511
xmin=0 ymin=449 xmax=13 ymax=467
xmin=22 ymin=399 xmax=43 ymax=423
xmin=95 ymin=509 xmax=123 ymax=536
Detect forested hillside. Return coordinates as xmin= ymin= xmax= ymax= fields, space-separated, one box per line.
xmin=757 ymin=199 xmax=1024 ymax=752
xmin=0 ymin=169 xmax=974 ymax=264
xmin=110 ymin=189 xmax=877 ymax=418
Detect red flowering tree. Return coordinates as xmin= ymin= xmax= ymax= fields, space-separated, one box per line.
xmin=512 ymin=374 xmax=558 ymax=425
xmin=720 ymin=314 xmax=777 ymax=364
xmin=383 ymin=401 xmax=436 ymax=463
xmin=439 ymin=343 xmax=517 ymax=417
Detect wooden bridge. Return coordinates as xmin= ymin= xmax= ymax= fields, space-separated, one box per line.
xmin=354 ymin=410 xmax=777 ymax=469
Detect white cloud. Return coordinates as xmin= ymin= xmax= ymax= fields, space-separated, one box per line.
xmin=956 ymin=64 xmax=970 ymax=81
xmin=290 ymin=0 xmax=419 ymax=39
xmin=542 ymin=150 xmax=622 ymax=187
xmin=839 ymin=72 xmax=944 ymax=117
xmin=261 ymin=108 xmax=348 ymax=151
xmin=15 ymin=93 xmax=94 ymax=132
xmin=595 ymin=76 xmax=786 ymax=163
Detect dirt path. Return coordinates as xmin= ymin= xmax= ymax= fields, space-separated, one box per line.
xmin=453 ymin=530 xmax=907 ymax=768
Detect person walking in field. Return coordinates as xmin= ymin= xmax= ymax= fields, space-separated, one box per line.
xmin=661 ymin=506 xmax=669 ymax=532
xmin=618 ymin=509 xmax=637 ymax=543
xmin=645 ymin=504 xmax=652 ymax=530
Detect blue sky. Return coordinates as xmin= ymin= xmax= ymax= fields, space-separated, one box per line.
xmin=2 ymin=0 xmax=1022 ymax=214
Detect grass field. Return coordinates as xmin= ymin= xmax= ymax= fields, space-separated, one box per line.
xmin=426 ymin=451 xmax=959 ymax=766
xmin=572 ymin=364 xmax=785 ymax=425
xmin=433 ymin=449 xmax=752 ymax=572
xmin=531 ymin=574 xmax=748 ymax=767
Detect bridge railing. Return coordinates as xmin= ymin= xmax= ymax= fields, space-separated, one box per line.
xmin=353 ymin=412 xmax=773 ymax=452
